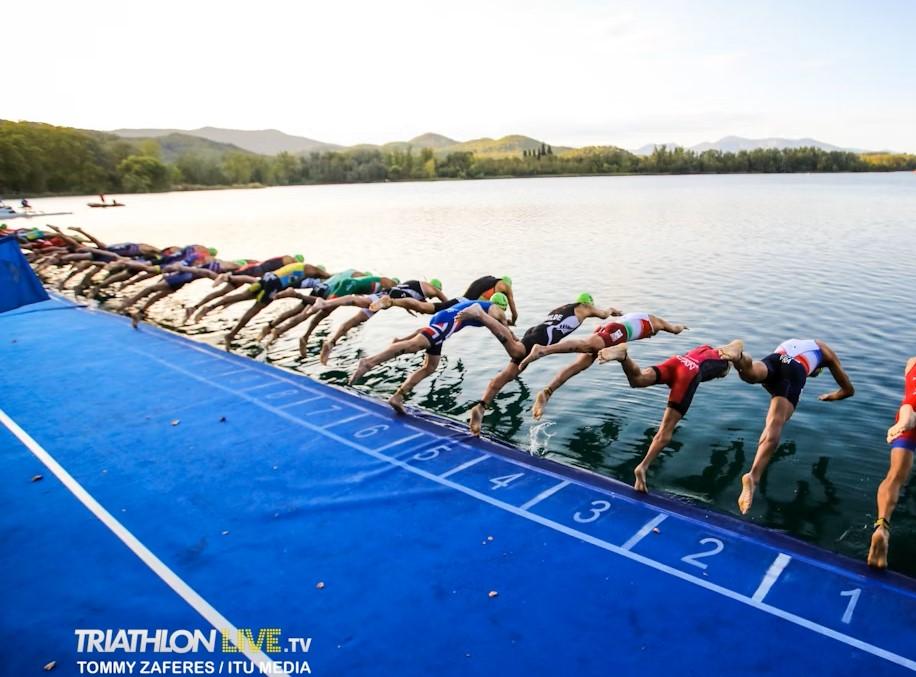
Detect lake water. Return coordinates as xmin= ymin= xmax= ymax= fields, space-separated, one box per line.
xmin=27 ymin=173 xmax=916 ymax=575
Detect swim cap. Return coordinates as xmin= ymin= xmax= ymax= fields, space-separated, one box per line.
xmin=576 ymin=292 xmax=594 ymax=305
xmin=318 ymin=264 xmax=326 ymax=272
xmin=391 ymin=277 xmax=400 ymax=285
xmin=295 ymin=254 xmax=304 ymax=263
xmin=429 ymin=278 xmax=442 ymax=290
xmin=490 ymin=292 xmax=509 ymax=310
xmin=208 ymin=247 xmax=218 ymax=256
xmin=500 ymin=275 xmax=512 ymax=287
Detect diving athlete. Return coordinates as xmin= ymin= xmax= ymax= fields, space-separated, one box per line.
xmin=733 ymin=338 xmax=854 ymax=514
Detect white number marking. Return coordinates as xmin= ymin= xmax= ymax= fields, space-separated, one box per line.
xmin=573 ymin=500 xmax=611 ymax=524
xmin=489 ymin=473 xmax=524 ymax=490
xmin=681 ymin=538 xmax=724 ymax=571
xmin=354 ymin=424 xmax=389 ymax=438
xmin=840 ymin=588 xmax=861 ymax=624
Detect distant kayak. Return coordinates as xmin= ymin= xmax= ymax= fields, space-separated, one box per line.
xmin=0 ymin=206 xmax=73 ymax=220
xmin=87 ymin=202 xmax=125 ymax=208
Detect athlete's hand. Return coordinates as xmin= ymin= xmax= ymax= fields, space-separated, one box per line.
xmin=609 ymin=307 xmax=623 ymax=317
xmin=818 ymin=390 xmax=845 ymax=402
xmin=887 ymin=422 xmax=908 ymax=444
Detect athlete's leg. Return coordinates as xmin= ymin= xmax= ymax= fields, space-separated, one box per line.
xmin=57 ymin=261 xmax=92 ymax=289
xmin=532 ymin=353 xmax=597 ymax=420
xmin=224 ymin=302 xmax=267 ymax=350
xmin=599 ymin=344 xmax=657 ymax=388
xmin=634 ymin=407 xmax=683 ymax=492
xmin=320 ymin=311 xmax=370 ymax=364
xmin=389 ymin=354 xmax=442 ymax=414
xmin=298 ymin=309 xmax=332 ymax=354
xmin=457 ymin=304 xmax=526 ymax=360
xmin=519 ymin=335 xmax=604 ymax=372
xmin=117 ymin=281 xmax=164 ymax=312
xmin=867 ymin=448 xmax=913 ymax=569
xmin=260 ymin=303 xmax=308 ymax=341
xmin=738 ymin=396 xmax=795 ymax=513
xmin=194 ymin=289 xmax=256 ymax=322
xmin=647 ymin=314 xmax=688 ymax=335
xmin=311 ymin=294 xmax=370 ymax=312
xmin=734 ymin=351 xmax=769 ymax=383
xmin=183 ymin=283 xmax=235 ymax=321
xmin=469 ymin=362 xmax=520 ymax=435
xmin=349 ymin=334 xmax=429 ymax=385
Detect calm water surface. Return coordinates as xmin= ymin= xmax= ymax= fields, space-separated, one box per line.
xmin=33 ymin=173 xmax=916 ymax=575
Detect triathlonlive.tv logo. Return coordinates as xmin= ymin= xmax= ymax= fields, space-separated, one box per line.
xmin=73 ymin=628 xmax=314 ymax=675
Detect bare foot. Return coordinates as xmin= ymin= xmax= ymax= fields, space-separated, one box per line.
xmin=598 ymin=344 xmax=628 ymax=363
xmin=223 ymin=335 xmax=234 ymax=352
xmin=670 ymin=324 xmax=688 ymax=334
xmin=182 ymin=307 xmax=195 ymax=325
xmin=738 ymin=473 xmax=756 ymax=514
xmin=312 ymin=298 xmax=328 ymax=312
xmin=388 ymin=392 xmax=406 ymax=414
xmin=193 ymin=309 xmax=209 ymax=323
xmin=130 ymin=310 xmax=142 ymax=329
xmin=298 ymin=335 xmax=309 ymax=358
xmin=349 ymin=358 xmax=371 ymax=385
xmin=369 ymin=296 xmax=392 ymax=312
xmin=469 ymin=403 xmax=485 ymax=436
xmin=633 ymin=465 xmax=648 ymax=492
xmin=518 ymin=345 xmax=545 ymax=373
xmin=319 ymin=341 xmax=332 ymax=365
xmin=257 ymin=324 xmax=272 ymax=340
xmin=532 ymin=388 xmax=552 ymax=420
xmin=718 ymin=339 xmax=744 ymax=362
xmin=867 ymin=526 xmax=889 ymax=569
xmin=456 ymin=304 xmax=484 ymax=323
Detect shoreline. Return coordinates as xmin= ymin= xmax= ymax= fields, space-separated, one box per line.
xmin=6 ymin=168 xmax=914 ymax=200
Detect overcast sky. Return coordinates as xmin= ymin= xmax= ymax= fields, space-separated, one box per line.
xmin=9 ymin=0 xmax=916 ymax=151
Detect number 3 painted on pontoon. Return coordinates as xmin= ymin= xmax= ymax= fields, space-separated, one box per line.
xmin=573 ymin=500 xmax=611 ymax=523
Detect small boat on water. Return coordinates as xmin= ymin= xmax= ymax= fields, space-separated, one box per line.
xmin=87 ymin=201 xmax=125 ymax=208
xmin=0 ymin=205 xmax=73 ymax=220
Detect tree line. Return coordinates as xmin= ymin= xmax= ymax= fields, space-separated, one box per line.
xmin=2 ymin=120 xmax=915 ymax=196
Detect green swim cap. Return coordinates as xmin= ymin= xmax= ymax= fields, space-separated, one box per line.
xmin=295 ymin=254 xmax=304 ymax=263
xmin=577 ymin=292 xmax=594 ymax=305
xmin=429 ymin=278 xmax=442 ymax=291
xmin=391 ymin=277 xmax=400 ymax=285
xmin=500 ymin=275 xmax=512 ymax=287
xmin=490 ymin=292 xmax=509 ymax=310
xmin=208 ymin=247 xmax=218 ymax=256
xmin=234 ymin=259 xmax=248 ymax=265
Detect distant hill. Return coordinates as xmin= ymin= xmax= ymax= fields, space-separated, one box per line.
xmin=632 ymin=136 xmax=857 ymax=155
xmin=632 ymin=142 xmax=681 ymax=156
xmin=348 ymin=133 xmax=567 ymax=158
xmin=146 ymin=133 xmax=252 ymax=163
xmin=113 ymin=127 xmax=341 ymax=155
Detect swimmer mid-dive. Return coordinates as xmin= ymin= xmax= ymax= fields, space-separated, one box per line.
xmin=181 ymin=255 xmax=304 ymax=324
xmin=518 ymin=312 xmax=688 ymax=420
xmin=455 ymin=293 xmax=620 ymax=435
xmin=369 ymin=274 xmax=517 ymax=324
xmin=867 ymin=356 xmax=915 ymax=569
xmin=599 ymin=340 xmax=745 ymax=492
xmin=313 ymin=279 xmax=447 ymax=364
xmin=733 ymin=338 xmax=854 ymax=514
xmin=348 ymin=293 xmax=511 ymax=414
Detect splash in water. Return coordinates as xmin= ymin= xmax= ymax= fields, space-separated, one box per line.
xmin=528 ymin=420 xmax=556 ymax=457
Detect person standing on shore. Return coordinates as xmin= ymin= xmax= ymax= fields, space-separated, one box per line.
xmin=867 ymin=356 xmax=916 ymax=569
xmin=733 ymin=338 xmax=854 ymax=514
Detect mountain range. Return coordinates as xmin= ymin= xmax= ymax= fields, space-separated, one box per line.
xmin=632 ymin=135 xmax=862 ymax=156
xmin=111 ymin=127 xmax=866 ymax=159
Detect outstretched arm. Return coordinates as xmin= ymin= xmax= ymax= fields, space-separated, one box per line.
xmin=817 ymin=342 xmax=854 ymax=401
xmin=585 ymin=305 xmax=622 ymax=320
xmin=69 ymin=226 xmax=107 ymax=249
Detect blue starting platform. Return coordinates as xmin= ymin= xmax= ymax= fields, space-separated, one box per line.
xmin=1 ymin=297 xmax=914 ymax=676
